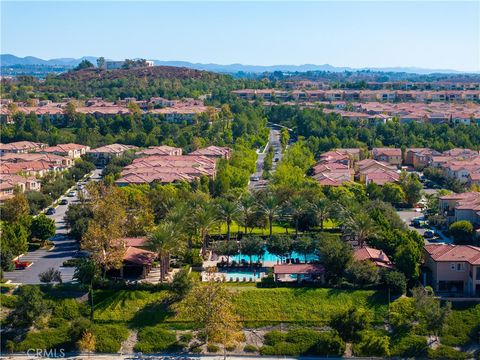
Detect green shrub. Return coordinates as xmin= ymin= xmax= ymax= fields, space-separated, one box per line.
xmin=261 ymin=329 xmax=345 ymax=356
xmin=260 ymin=342 xmax=302 ymax=356
xmin=15 ymin=325 xmax=71 ymax=351
xmin=207 ymin=343 xmax=220 ymax=353
xmin=330 ymin=307 xmax=372 ymax=341
xmin=134 ymin=326 xmax=178 ymax=353
xmin=0 ymin=294 xmax=17 ymax=308
xmin=69 ymin=317 xmax=92 ymax=341
xmin=391 ymin=334 xmax=428 ymax=358
xmin=263 ymin=330 xmax=287 ymax=345
xmin=179 ymin=332 xmax=193 ymax=343
xmin=352 ymin=330 xmax=390 ymax=357
xmin=313 ymin=331 xmax=346 ymax=356
xmin=92 ymin=324 xmax=129 ymax=353
xmin=226 ymin=344 xmax=236 ymax=351
xmin=441 ymin=304 xmax=480 ymax=346
xmin=190 ymin=345 xmax=202 ymax=353
xmin=428 ymin=345 xmax=468 ymax=359
xmin=244 ymin=344 xmax=258 ymax=352
xmin=53 ymin=299 xmax=82 ymax=320
xmin=48 ymin=317 xmax=69 ymax=329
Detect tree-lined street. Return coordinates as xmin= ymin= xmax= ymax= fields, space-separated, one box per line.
xmin=3 ymin=169 xmax=102 ymax=284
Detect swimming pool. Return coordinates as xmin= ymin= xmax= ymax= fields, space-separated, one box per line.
xmin=230 ymin=248 xmax=317 ymax=263
xmin=218 ymin=269 xmax=265 ymax=281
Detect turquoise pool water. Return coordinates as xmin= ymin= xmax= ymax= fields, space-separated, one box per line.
xmin=219 ymin=269 xmax=263 ymax=281
xmin=230 ymin=248 xmax=317 ymax=263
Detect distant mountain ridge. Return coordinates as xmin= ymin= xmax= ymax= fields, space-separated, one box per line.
xmin=1 ymin=54 xmax=477 ymax=74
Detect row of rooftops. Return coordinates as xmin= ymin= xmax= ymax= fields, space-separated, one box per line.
xmin=311 ymin=147 xmax=480 ymax=187
xmin=115 ymin=146 xmax=232 ymax=186
xmin=282 ymin=81 xmax=480 ymax=91
xmin=0 ymin=141 xmax=232 ymax=192
xmin=232 ymin=89 xmax=480 ymax=101
xmin=0 ymin=97 xmax=210 ymax=120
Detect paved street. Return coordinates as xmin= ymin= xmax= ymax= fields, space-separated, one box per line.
xmin=248 ymin=127 xmax=284 ymax=191
xmin=3 ymin=169 xmax=102 ymax=284
xmin=396 ymin=184 xmax=454 ymax=246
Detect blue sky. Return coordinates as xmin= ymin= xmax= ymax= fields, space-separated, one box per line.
xmin=1 ymin=1 xmax=479 ymax=71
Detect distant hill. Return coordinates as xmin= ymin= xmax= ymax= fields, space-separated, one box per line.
xmin=57 ymin=65 xmax=219 ymax=82
xmin=1 ymin=54 xmax=96 ymax=67
xmin=1 ymin=54 xmax=477 ymax=75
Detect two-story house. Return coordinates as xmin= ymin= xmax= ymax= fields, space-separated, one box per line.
xmin=424 ymin=244 xmax=480 ymax=297
xmin=372 ymin=148 xmax=402 ymax=166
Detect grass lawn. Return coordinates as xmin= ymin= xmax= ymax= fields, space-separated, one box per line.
xmin=93 ymin=289 xmax=170 ymax=325
xmin=231 ymin=287 xmax=388 ymax=327
xmin=92 ymin=287 xmax=388 ymax=329
xmin=211 ymin=220 xmax=336 ymax=236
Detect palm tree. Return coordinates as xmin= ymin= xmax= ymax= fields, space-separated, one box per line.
xmin=147 ymin=222 xmax=181 ymax=283
xmin=343 ymin=210 xmax=378 ymax=248
xmin=286 ymin=194 xmax=309 ymax=237
xmin=193 ymin=203 xmax=220 ymax=257
xmin=257 ymin=191 xmax=281 ymax=238
xmin=237 ymin=193 xmax=256 ymax=235
xmin=311 ymin=197 xmax=331 ymax=231
xmin=216 ymin=198 xmax=239 ymax=241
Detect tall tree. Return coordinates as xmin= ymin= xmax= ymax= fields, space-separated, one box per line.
xmin=30 ymin=214 xmax=56 ymax=241
xmin=257 ymin=191 xmax=281 ymax=238
xmin=237 ymin=193 xmax=257 ymax=235
xmin=343 ymin=209 xmax=378 ymax=248
xmin=311 ymin=196 xmax=332 ymax=231
xmin=292 ymin=236 xmax=315 ymax=263
xmin=316 ymin=233 xmax=353 ymax=284
xmin=216 ymin=198 xmax=239 ymax=241
xmin=266 ymin=235 xmax=292 ymax=263
xmin=175 ymin=280 xmax=243 ymax=349
xmin=192 ymin=203 xmax=219 ymax=256
xmin=147 ymin=221 xmax=183 ymax=282
xmin=81 ymin=185 xmax=126 ymax=277
xmin=96 ymin=56 xmax=105 ymax=69
xmin=286 ymin=194 xmax=309 ymax=237
xmin=240 ymin=236 xmax=264 ymax=265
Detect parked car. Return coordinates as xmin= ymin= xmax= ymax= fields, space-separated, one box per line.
xmin=67 ymin=190 xmax=76 ymax=197
xmin=14 ymin=260 xmax=32 ymax=270
xmin=274 ymin=158 xmax=279 ymax=162
xmin=59 ymin=199 xmax=68 ymax=205
xmin=250 ymin=175 xmax=260 ymax=181
xmin=424 ymin=230 xmax=435 ymax=238
xmin=46 ymin=207 xmax=56 ymax=215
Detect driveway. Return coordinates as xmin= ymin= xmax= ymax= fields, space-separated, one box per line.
xmin=3 ymin=169 xmax=102 ymax=284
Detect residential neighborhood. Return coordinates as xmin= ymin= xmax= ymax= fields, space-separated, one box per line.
xmin=1 ymin=1 xmax=480 ymax=358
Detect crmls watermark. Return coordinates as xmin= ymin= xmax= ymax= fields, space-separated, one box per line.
xmin=26 ymin=349 xmax=66 ymax=358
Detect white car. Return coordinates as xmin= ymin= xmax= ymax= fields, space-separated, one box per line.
xmin=250 ymin=176 xmax=260 ymax=181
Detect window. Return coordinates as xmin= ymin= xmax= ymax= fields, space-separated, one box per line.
xmin=451 ymin=263 xmax=465 ymax=271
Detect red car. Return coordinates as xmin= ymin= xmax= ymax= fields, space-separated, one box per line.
xmin=14 ymin=261 xmax=31 ymax=270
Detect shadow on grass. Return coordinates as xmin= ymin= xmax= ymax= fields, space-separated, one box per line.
xmin=129 ymin=301 xmax=170 ymax=328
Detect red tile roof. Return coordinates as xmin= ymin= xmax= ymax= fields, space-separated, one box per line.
xmin=273 ymin=263 xmax=324 ymax=275
xmin=424 ymin=244 xmax=480 ymax=265
xmin=354 ymin=247 xmax=394 ymax=269
xmin=123 ymin=246 xmax=156 ymax=265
